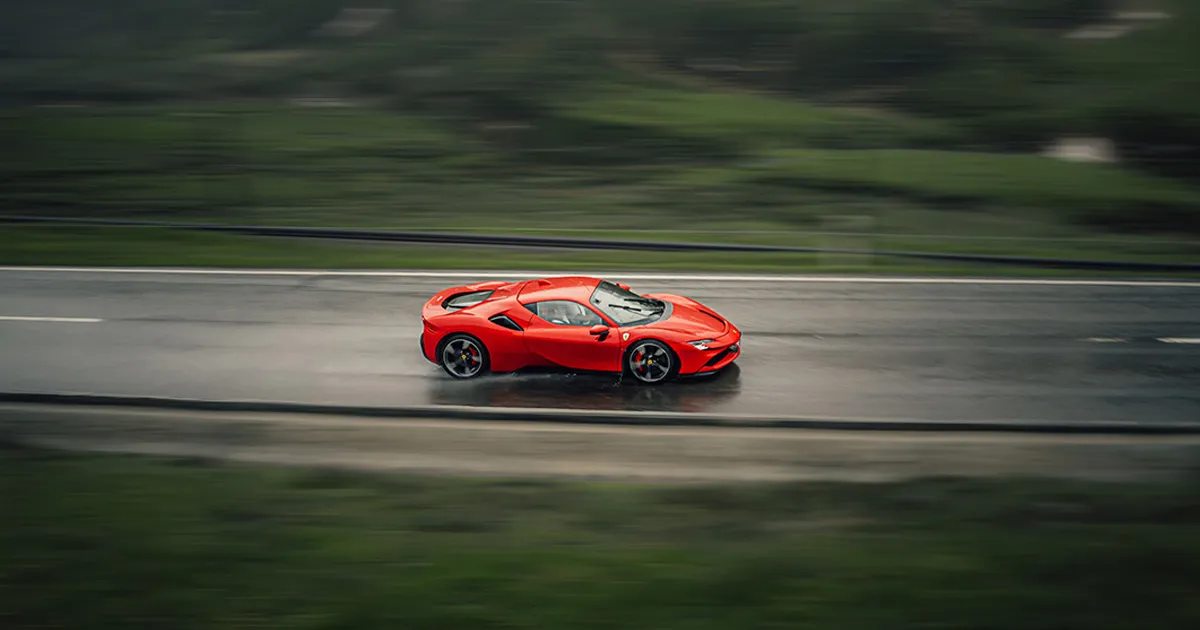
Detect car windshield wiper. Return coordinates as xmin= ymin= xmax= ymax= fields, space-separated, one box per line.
xmin=609 ymin=304 xmax=650 ymax=315
xmin=630 ymin=297 xmax=665 ymax=312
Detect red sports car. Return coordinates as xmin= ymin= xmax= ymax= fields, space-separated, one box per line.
xmin=420 ymin=276 xmax=742 ymax=384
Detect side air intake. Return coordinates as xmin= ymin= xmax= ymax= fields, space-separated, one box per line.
xmin=488 ymin=314 xmax=523 ymax=331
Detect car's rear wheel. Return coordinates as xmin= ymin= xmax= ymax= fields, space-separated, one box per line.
xmin=438 ymin=334 xmax=489 ymax=379
xmin=625 ymin=339 xmax=677 ymax=385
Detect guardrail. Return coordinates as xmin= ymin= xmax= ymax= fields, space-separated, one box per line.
xmin=4 ymin=215 xmax=1199 ymax=272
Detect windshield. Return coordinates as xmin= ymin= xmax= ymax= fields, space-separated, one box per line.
xmin=589 ymin=280 xmax=666 ymax=326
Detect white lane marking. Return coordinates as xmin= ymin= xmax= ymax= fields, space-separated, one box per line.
xmin=0 ymin=315 xmax=103 ymax=323
xmin=1157 ymin=338 xmax=1200 ymax=344
xmin=0 ymin=267 xmax=1199 ymax=287
xmin=1083 ymin=337 xmax=1127 ymax=343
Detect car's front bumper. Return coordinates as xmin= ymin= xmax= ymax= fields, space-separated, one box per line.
xmin=698 ymin=341 xmax=740 ymax=371
xmin=682 ymin=327 xmax=742 ymax=375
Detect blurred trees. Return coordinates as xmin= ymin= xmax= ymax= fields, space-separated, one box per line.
xmin=0 ymin=0 xmax=1194 ymax=177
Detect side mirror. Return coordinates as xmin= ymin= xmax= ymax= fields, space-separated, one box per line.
xmin=589 ymin=324 xmax=610 ymax=337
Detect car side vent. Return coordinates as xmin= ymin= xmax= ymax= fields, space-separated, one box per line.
xmin=488 ymin=314 xmax=523 ymax=331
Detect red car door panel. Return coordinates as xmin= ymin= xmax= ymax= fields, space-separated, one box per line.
xmin=522 ymin=301 xmax=621 ymax=372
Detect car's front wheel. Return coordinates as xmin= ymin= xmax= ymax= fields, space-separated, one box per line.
xmin=625 ymin=339 xmax=678 ymax=385
xmin=438 ymin=334 xmax=489 ymax=379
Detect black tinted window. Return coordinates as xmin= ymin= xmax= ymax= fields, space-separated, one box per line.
xmin=444 ymin=290 xmax=493 ymax=310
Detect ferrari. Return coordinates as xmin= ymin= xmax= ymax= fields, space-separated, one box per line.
xmin=419 ymin=276 xmax=742 ymax=384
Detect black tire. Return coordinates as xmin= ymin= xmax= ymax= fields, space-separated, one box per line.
xmin=624 ymin=339 xmax=679 ymax=385
xmin=437 ymin=333 xmax=490 ymax=379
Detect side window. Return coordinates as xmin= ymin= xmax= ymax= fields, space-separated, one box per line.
xmin=526 ymin=300 xmax=604 ymax=327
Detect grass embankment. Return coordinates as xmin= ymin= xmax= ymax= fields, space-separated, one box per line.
xmin=3 ymin=103 xmax=1198 ymax=272
xmin=6 ymin=103 xmax=1199 ymax=229
xmin=5 ymin=1 xmax=1199 ymax=270
xmin=0 ymin=225 xmax=830 ymax=271
xmin=4 ymin=446 xmax=1200 ymax=629
xmin=3 ymin=226 xmax=1199 ymax=276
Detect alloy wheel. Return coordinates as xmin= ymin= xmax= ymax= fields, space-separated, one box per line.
xmin=628 ymin=341 xmax=672 ymax=384
xmin=441 ymin=336 xmax=485 ymax=378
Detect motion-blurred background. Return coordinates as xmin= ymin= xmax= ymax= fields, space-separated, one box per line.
xmin=1 ymin=0 xmax=1196 ymax=271
xmin=5 ymin=4 xmax=1200 ymax=629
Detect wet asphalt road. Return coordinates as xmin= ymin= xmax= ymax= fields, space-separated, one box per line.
xmin=1 ymin=269 xmax=1198 ymax=423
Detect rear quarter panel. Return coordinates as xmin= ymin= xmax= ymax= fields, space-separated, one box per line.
xmin=423 ymin=294 xmax=542 ymax=373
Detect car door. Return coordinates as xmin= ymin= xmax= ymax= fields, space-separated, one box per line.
xmin=522 ymin=299 xmax=622 ymax=373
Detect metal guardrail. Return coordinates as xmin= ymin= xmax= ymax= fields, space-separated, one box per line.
xmin=4 ymin=215 xmax=1199 ymax=272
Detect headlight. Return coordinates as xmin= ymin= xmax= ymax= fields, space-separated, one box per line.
xmin=687 ymin=339 xmax=717 ymax=350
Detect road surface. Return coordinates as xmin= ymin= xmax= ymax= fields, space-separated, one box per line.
xmin=1 ymin=268 xmax=1198 ymax=423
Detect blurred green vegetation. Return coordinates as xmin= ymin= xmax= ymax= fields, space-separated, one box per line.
xmin=0 ymin=225 xmax=842 ymax=271
xmin=3 ymin=0 xmax=1194 ymax=156
xmin=1 ymin=0 xmax=1197 ymax=265
xmin=4 ymin=226 xmax=1199 ymax=275
xmin=5 ymin=446 xmax=1200 ymax=629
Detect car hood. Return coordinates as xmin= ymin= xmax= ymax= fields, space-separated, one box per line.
xmin=641 ymin=293 xmax=730 ymax=337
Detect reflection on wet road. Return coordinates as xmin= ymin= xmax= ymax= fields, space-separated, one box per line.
xmin=1 ymin=269 xmax=1198 ymax=423
xmin=428 ymin=365 xmax=743 ymax=413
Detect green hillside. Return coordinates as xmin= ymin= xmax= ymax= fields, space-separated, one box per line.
xmin=1 ymin=0 xmax=1197 ymax=266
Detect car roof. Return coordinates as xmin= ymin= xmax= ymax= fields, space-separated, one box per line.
xmin=516 ymin=276 xmax=603 ymax=304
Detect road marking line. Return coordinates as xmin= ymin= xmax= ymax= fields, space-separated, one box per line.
xmin=1 ymin=267 xmax=1199 ymax=287
xmin=0 ymin=315 xmax=103 ymax=323
xmin=1083 ymin=337 xmax=1127 ymax=343
xmin=1157 ymin=338 xmax=1200 ymax=344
